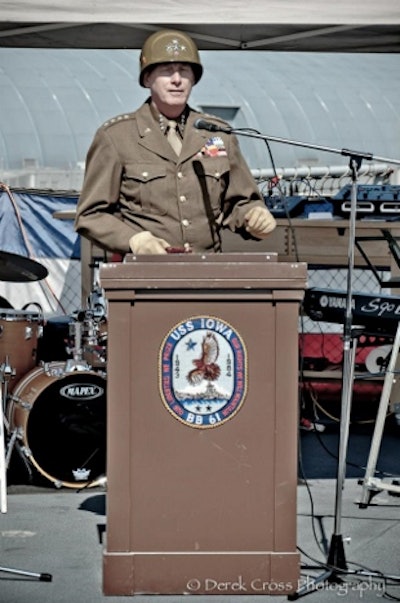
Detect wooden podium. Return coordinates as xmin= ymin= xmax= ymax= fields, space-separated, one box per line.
xmin=100 ymin=253 xmax=307 ymax=596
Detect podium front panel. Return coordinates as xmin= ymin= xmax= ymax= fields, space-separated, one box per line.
xmin=101 ymin=254 xmax=306 ymax=596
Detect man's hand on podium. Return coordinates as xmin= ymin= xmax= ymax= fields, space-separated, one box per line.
xmin=129 ymin=231 xmax=171 ymax=254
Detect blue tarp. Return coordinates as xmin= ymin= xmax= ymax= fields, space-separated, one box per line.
xmin=0 ymin=189 xmax=80 ymax=259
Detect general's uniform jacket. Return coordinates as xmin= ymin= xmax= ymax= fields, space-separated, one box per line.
xmin=75 ymin=100 xmax=267 ymax=253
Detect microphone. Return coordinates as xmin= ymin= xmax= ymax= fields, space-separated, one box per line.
xmin=194 ymin=118 xmax=232 ymax=134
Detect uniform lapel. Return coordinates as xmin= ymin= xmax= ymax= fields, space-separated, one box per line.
xmin=136 ymin=104 xmax=177 ymax=161
xmin=135 ymin=104 xmax=213 ymax=164
xmin=180 ymin=112 xmax=211 ymax=163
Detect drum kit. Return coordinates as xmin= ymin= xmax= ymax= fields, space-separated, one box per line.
xmin=0 ymin=250 xmax=108 ymax=497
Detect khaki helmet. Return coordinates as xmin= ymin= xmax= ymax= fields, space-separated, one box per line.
xmin=139 ymin=29 xmax=203 ymax=87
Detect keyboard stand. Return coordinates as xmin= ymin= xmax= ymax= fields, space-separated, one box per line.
xmin=358 ymin=321 xmax=400 ymax=507
xmin=355 ymin=229 xmax=400 ymax=288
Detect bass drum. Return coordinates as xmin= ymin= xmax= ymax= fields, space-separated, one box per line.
xmin=7 ymin=362 xmax=106 ymax=489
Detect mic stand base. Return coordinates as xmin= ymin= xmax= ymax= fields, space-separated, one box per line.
xmin=326 ymin=534 xmax=347 ymax=578
xmin=289 ymin=532 xmax=400 ymax=600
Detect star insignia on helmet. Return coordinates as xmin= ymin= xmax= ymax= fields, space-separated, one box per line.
xmin=166 ymin=39 xmax=186 ymax=56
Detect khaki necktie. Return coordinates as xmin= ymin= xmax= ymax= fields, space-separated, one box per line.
xmin=166 ymin=120 xmax=182 ymax=156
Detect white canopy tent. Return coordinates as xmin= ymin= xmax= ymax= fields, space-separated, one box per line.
xmin=0 ymin=0 xmax=399 ymax=52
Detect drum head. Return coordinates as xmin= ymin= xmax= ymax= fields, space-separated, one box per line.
xmin=19 ymin=369 xmax=107 ymax=487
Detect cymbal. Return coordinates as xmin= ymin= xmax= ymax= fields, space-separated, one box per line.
xmin=0 ymin=250 xmax=48 ymax=282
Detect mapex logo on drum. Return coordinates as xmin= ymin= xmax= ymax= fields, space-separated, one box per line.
xmin=60 ymin=383 xmax=104 ymax=400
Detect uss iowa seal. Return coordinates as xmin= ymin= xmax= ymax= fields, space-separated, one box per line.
xmin=159 ymin=316 xmax=247 ymax=428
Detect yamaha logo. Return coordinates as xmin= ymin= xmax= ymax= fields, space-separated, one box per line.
xmin=60 ymin=383 xmax=104 ymax=400
xmin=159 ymin=316 xmax=247 ymax=429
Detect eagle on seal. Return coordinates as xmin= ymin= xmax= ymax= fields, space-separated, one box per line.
xmin=187 ymin=332 xmax=221 ymax=385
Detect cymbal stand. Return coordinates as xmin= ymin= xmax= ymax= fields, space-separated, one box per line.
xmin=0 ymin=372 xmax=8 ymax=513
xmin=0 ymin=357 xmax=17 ymax=513
xmin=0 ymin=359 xmax=34 ymax=484
xmin=0 ymin=361 xmax=52 ymax=581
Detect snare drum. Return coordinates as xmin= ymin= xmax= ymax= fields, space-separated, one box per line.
xmin=0 ymin=309 xmax=42 ymax=390
xmin=7 ymin=362 xmax=107 ymax=488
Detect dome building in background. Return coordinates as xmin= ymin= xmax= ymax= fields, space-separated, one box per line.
xmin=0 ymin=49 xmax=399 ymax=189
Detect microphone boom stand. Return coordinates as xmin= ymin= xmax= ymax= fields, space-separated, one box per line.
xmin=223 ymin=126 xmax=400 ymax=599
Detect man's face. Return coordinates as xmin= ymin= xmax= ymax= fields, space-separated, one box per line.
xmin=143 ymin=62 xmax=195 ymax=118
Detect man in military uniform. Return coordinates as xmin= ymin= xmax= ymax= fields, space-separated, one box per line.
xmin=75 ymin=29 xmax=276 ymax=254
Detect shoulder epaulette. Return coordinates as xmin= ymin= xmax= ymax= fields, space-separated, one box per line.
xmin=101 ymin=113 xmax=134 ymax=129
